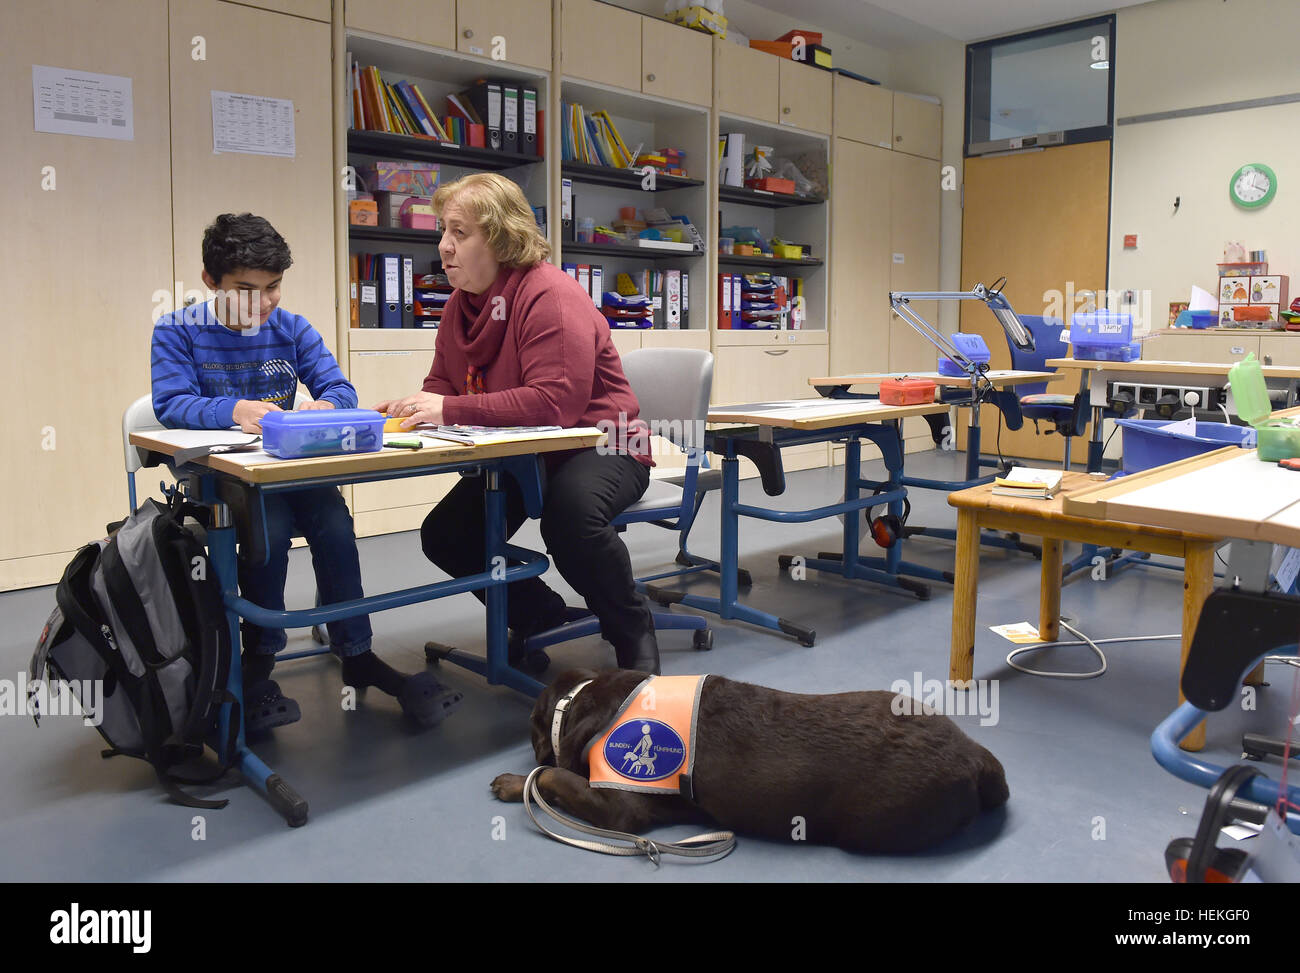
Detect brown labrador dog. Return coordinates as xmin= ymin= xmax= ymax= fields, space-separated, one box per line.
xmin=492 ymin=668 xmax=1009 ymax=854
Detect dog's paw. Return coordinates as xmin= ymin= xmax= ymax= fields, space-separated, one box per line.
xmin=491 ymin=773 xmax=526 ymax=802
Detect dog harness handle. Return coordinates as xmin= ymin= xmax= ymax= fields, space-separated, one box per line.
xmin=522 ymin=767 xmax=736 ymax=865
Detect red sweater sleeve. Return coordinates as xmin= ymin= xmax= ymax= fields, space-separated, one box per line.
xmin=440 ymin=284 xmax=594 ymax=427
xmin=422 ymin=333 xmax=457 ymax=395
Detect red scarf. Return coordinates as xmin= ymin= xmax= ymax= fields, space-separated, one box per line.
xmin=440 ymin=265 xmax=529 ymax=395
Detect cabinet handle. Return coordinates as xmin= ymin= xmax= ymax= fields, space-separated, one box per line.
xmin=646 ymin=73 xmax=655 ymax=82
xmin=463 ymin=28 xmax=473 ymax=38
xmin=183 ymin=296 xmax=197 ymax=307
xmin=782 ymin=106 xmax=791 ymax=115
xmin=764 ymin=348 xmax=789 ymax=356
xmin=1265 ymin=355 xmax=1274 ymax=365
xmin=896 ymin=134 xmax=903 ymax=142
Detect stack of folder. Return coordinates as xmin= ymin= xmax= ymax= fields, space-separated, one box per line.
xmin=348 ymin=58 xmax=541 ymax=157
xmin=350 ymin=252 xmax=421 ymax=329
xmin=562 ymin=104 xmax=635 ymax=168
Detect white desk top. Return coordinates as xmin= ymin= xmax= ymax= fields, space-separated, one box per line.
xmin=1046 ymin=357 xmax=1300 ymax=379
xmin=808 ymin=369 xmax=1061 ymax=388
xmin=130 ymin=427 xmax=606 ymax=484
xmin=1064 ymin=447 xmax=1300 ymax=547
xmin=707 ymin=398 xmax=948 ymax=431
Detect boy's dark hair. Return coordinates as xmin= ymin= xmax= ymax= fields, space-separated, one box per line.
xmin=202 ymin=213 xmax=293 ymax=281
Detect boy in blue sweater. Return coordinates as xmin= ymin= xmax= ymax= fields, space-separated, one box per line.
xmin=151 ymin=213 xmax=462 ymax=730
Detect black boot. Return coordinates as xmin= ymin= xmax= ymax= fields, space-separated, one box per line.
xmin=614 ymin=632 xmax=661 ymax=675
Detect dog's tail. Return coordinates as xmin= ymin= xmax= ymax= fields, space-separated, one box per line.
xmin=976 ymin=745 xmax=1010 ymax=810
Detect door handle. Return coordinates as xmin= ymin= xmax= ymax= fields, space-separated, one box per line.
xmin=764 ymin=349 xmax=789 ymax=356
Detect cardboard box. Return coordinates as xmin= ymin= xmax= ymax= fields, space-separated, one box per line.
xmin=348 ymin=199 xmax=378 ymax=226
xmin=364 ymin=161 xmax=439 ymax=196
xmin=745 ymin=177 xmax=796 ymax=195
xmin=667 ymin=5 xmax=727 ymax=37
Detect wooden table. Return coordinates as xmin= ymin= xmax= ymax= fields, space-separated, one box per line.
xmin=948 ymin=470 xmax=1222 ymax=750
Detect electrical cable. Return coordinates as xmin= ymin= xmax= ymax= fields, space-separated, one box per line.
xmin=1006 ymin=624 xmax=1181 ymax=679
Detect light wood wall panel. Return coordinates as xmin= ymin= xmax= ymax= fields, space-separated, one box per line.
xmin=169 ymin=0 xmax=337 ymax=354
xmin=959 ymin=140 xmax=1111 ymax=464
xmin=0 ymin=0 xmax=173 ymax=586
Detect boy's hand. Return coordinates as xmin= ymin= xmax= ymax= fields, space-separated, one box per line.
xmin=233 ymin=399 xmax=283 ymax=433
xmin=382 ymin=392 xmax=444 ymax=429
xmin=297 ymin=399 xmax=335 ymax=411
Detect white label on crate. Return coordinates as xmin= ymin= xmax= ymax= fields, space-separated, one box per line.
xmin=1098 ymin=318 xmax=1124 ymax=334
xmin=1232 ymin=346 xmax=1245 ymax=355
xmin=1277 ymin=547 xmax=1300 ymax=593
xmin=1059 ymin=329 xmax=1071 ymax=344
xmin=892 ymin=253 xmax=905 ymax=264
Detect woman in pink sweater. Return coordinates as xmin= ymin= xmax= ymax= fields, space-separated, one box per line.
xmin=379 ymin=173 xmax=660 ymax=675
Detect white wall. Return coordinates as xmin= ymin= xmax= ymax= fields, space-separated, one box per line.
xmin=1109 ymin=0 xmax=1300 ymax=331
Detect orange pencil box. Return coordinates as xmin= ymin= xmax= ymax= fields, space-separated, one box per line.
xmin=879 ymin=377 xmax=937 ymax=406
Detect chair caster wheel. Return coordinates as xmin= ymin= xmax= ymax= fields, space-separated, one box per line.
xmin=693 ymin=629 xmax=714 ymax=651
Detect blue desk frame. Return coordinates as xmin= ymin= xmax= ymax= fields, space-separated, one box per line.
xmin=167 ymin=448 xmax=559 ymax=827
xmin=651 ymin=414 xmax=935 ymax=647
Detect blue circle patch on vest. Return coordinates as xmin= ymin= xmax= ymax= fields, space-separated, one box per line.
xmin=603 ymin=719 xmax=686 ymax=781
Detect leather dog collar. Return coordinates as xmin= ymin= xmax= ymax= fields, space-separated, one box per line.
xmin=551 ymin=679 xmax=593 ymax=759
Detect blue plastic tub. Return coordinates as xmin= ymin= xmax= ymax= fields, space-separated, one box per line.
xmin=1117 ymin=418 xmax=1255 ymax=473
xmin=261 ymin=408 xmax=385 ymax=459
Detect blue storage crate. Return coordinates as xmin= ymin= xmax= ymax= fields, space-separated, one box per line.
xmin=1117 ymin=418 xmax=1255 ymax=473
xmin=261 ymin=408 xmax=385 ymax=459
xmin=1072 ymin=310 xmax=1141 ymax=361
xmin=937 ymin=332 xmax=991 ymax=376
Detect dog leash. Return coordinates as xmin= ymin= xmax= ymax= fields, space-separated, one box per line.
xmin=521 ymin=767 xmax=737 ymax=866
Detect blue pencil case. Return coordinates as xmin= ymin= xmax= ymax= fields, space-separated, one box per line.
xmin=260 ymin=408 xmax=385 ymax=459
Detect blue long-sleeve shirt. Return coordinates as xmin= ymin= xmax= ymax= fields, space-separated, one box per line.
xmin=151 ymin=301 xmax=356 ymax=429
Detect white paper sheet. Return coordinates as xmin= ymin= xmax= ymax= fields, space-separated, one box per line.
xmin=1189 ymin=285 xmax=1218 ymax=312
xmin=211 ymin=90 xmax=295 ymax=157
xmin=33 ymin=65 xmax=133 ymax=141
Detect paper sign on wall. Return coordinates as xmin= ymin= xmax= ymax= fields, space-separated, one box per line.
xmin=211 ymin=90 xmax=295 ymax=158
xmin=33 ymin=65 xmax=133 ymax=141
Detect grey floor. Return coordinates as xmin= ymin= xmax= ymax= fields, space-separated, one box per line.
xmin=2 ymin=448 xmax=1291 ymax=883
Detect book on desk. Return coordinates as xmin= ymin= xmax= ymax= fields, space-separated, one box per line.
xmin=992 ymin=466 xmax=1064 ymax=499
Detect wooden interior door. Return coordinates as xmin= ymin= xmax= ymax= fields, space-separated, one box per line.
xmin=959 ymin=139 xmax=1111 ymax=464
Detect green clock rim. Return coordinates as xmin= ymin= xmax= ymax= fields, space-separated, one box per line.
xmin=1230 ymin=162 xmax=1277 ymax=209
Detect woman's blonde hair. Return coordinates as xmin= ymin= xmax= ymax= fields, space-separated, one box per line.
xmin=432 ymin=172 xmax=552 ymax=267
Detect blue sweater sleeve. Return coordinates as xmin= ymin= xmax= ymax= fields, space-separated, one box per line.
xmin=150 ymin=317 xmax=240 ymax=429
xmin=291 ymin=315 xmax=357 ymax=409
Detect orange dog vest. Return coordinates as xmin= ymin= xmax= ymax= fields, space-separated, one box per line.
xmin=583 ymin=675 xmax=708 ymax=797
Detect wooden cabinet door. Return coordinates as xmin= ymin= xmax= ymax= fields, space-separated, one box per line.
xmin=458 ymin=0 xmax=553 ymax=71
xmin=349 ymin=350 xmax=458 ymax=517
xmin=169 ymin=0 xmax=336 ymax=353
xmin=833 ymin=74 xmax=892 ymax=148
xmin=889 ymin=152 xmax=941 ymax=373
xmin=347 ymin=0 xmax=455 ymax=50
xmin=713 ymin=344 xmax=829 ymax=472
xmin=562 ymin=0 xmax=640 ymax=90
xmin=893 ymin=92 xmax=941 ymax=160
xmin=829 ymin=139 xmax=892 ymax=377
xmin=714 ymin=37 xmax=778 ymax=123
xmin=778 ymin=58 xmax=831 ymax=134
xmin=642 ymin=16 xmax=711 ymax=106
xmin=1 ymin=0 xmax=173 ymax=585
xmin=1259 ymin=335 xmax=1300 ymax=366
xmin=225 ymin=0 xmax=329 ymax=20
xmin=609 ymin=331 xmax=643 ymax=357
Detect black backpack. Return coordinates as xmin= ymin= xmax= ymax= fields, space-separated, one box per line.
xmin=31 ymin=496 xmax=239 ymax=808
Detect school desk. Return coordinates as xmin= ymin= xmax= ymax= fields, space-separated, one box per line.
xmin=947 ymin=470 xmax=1222 ymax=751
xmin=647 ymin=398 xmax=948 ymax=645
xmin=1045 ymin=357 xmax=1300 ymax=471
xmin=128 ymin=426 xmax=603 ymax=826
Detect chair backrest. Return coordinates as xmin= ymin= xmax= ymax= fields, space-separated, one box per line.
xmin=620 ymin=348 xmax=713 ymax=452
xmin=123 ymin=394 xmax=163 ymax=474
xmin=1008 ymin=315 xmax=1068 ymax=396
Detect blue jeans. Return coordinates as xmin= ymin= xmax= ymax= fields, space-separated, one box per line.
xmin=237 ymin=486 xmax=372 ymax=659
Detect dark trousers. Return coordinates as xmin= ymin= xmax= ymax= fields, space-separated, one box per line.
xmin=420 ymin=450 xmax=654 ymax=651
xmin=238 ymin=486 xmax=372 ymax=657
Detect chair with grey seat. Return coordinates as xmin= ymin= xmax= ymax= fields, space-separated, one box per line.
xmin=508 ymin=347 xmax=716 ymax=666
